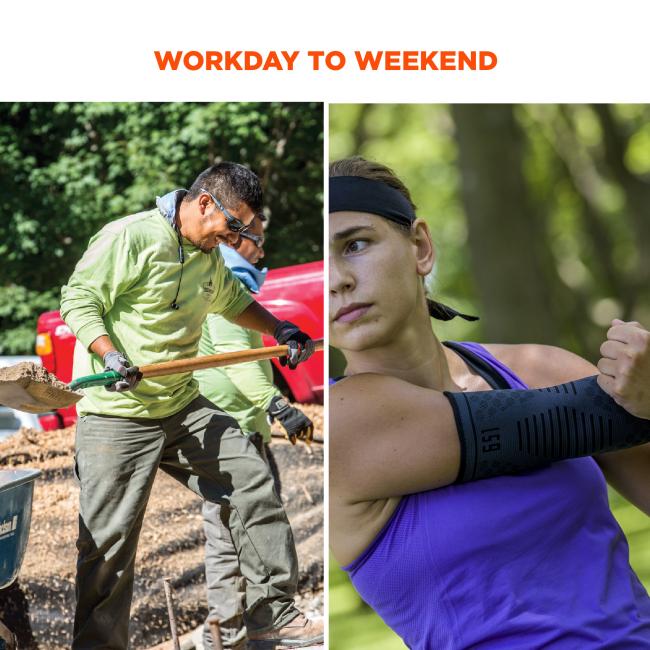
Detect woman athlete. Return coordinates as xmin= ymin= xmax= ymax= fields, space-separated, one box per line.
xmin=329 ymin=157 xmax=650 ymax=649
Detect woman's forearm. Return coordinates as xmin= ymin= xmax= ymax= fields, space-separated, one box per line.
xmin=445 ymin=375 xmax=650 ymax=483
xmin=332 ymin=372 xmax=650 ymax=501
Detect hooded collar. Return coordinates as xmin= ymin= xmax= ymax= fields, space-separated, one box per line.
xmin=219 ymin=244 xmax=268 ymax=294
xmin=156 ymin=189 xmax=187 ymax=228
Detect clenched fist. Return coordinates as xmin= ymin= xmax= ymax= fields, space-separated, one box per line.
xmin=597 ymin=319 xmax=650 ymax=419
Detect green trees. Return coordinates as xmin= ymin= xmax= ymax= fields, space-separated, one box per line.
xmin=0 ymin=102 xmax=323 ymax=354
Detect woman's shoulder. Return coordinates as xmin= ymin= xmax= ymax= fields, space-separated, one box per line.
xmin=480 ymin=342 xmax=597 ymax=388
xmin=331 ymin=372 xmax=439 ymax=428
xmin=330 ymin=373 xmax=410 ymax=434
xmin=331 ymin=371 xmax=390 ymax=393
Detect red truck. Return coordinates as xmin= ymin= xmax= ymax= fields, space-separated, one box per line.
xmin=35 ymin=260 xmax=324 ymax=431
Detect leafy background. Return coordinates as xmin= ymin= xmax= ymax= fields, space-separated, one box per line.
xmin=329 ymin=103 xmax=650 ymax=648
xmin=0 ymin=102 xmax=323 ymax=354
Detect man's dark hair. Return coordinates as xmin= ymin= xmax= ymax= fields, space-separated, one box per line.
xmin=185 ymin=162 xmax=264 ymax=215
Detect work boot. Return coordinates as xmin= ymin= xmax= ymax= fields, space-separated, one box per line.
xmin=248 ymin=614 xmax=323 ymax=648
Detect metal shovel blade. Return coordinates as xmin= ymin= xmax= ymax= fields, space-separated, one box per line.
xmin=0 ymin=363 xmax=82 ymax=414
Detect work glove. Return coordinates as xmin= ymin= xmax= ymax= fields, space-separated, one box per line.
xmin=103 ymin=350 xmax=142 ymax=392
xmin=273 ymin=320 xmax=315 ymax=370
xmin=266 ymin=395 xmax=314 ymax=445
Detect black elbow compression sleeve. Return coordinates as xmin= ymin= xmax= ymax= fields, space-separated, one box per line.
xmin=444 ymin=375 xmax=650 ymax=483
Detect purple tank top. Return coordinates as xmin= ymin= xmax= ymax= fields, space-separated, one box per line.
xmin=343 ymin=342 xmax=650 ymax=649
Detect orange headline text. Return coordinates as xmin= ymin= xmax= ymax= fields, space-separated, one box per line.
xmin=154 ymin=50 xmax=498 ymax=72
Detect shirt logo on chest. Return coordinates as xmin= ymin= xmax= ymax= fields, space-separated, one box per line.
xmin=201 ymin=278 xmax=214 ymax=299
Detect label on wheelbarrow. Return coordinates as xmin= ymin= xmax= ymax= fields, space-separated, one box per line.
xmin=0 ymin=476 xmax=36 ymax=590
xmin=0 ymin=515 xmax=18 ymax=540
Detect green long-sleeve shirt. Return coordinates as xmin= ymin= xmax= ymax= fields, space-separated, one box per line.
xmin=196 ymin=312 xmax=280 ymax=441
xmin=60 ymin=208 xmax=253 ymax=418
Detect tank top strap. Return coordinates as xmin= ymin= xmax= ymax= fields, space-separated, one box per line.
xmin=443 ymin=341 xmax=529 ymax=390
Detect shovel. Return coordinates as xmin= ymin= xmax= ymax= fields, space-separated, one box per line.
xmin=0 ymin=340 xmax=323 ymax=414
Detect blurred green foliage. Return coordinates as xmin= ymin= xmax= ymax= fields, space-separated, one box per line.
xmin=329 ymin=104 xmax=650 ymax=648
xmin=0 ymin=102 xmax=323 ymax=354
xmin=330 ymin=553 xmax=405 ymax=650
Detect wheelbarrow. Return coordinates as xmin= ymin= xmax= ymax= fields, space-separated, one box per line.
xmin=0 ymin=469 xmax=41 ymax=592
xmin=0 ymin=469 xmax=40 ymax=649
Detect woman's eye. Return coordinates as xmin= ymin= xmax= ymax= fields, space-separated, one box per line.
xmin=344 ymin=239 xmax=368 ymax=254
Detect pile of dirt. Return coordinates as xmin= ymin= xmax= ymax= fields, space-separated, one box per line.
xmin=0 ymin=363 xmax=69 ymax=390
xmin=0 ymin=404 xmax=324 ymax=649
xmin=0 ymin=363 xmax=81 ymax=413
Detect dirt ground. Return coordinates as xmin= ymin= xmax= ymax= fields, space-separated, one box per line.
xmin=0 ymin=404 xmax=324 ymax=649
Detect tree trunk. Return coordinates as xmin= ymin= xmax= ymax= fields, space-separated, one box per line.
xmin=451 ymin=105 xmax=567 ymax=346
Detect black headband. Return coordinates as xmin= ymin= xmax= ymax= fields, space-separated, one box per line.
xmin=329 ymin=175 xmax=478 ymax=323
xmin=329 ymin=176 xmax=416 ymax=227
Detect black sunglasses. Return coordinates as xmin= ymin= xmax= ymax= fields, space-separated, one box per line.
xmin=240 ymin=230 xmax=265 ymax=249
xmin=200 ymin=187 xmax=251 ymax=234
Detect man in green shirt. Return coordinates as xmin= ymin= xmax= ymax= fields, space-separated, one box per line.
xmin=196 ymin=215 xmax=316 ymax=649
xmin=60 ymin=162 xmax=322 ymax=649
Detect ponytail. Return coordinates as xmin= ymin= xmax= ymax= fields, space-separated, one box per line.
xmin=427 ymin=299 xmax=478 ymax=322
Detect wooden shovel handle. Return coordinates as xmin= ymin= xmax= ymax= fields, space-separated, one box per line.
xmin=138 ymin=339 xmax=324 ymax=379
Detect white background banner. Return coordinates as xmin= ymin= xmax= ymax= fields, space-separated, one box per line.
xmin=2 ymin=0 xmax=649 ymax=101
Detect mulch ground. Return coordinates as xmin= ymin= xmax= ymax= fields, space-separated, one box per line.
xmin=0 ymin=405 xmax=323 ymax=649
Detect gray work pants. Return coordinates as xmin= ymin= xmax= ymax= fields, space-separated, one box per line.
xmin=202 ymin=437 xmax=283 ymax=650
xmin=72 ymin=396 xmax=299 ymax=650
